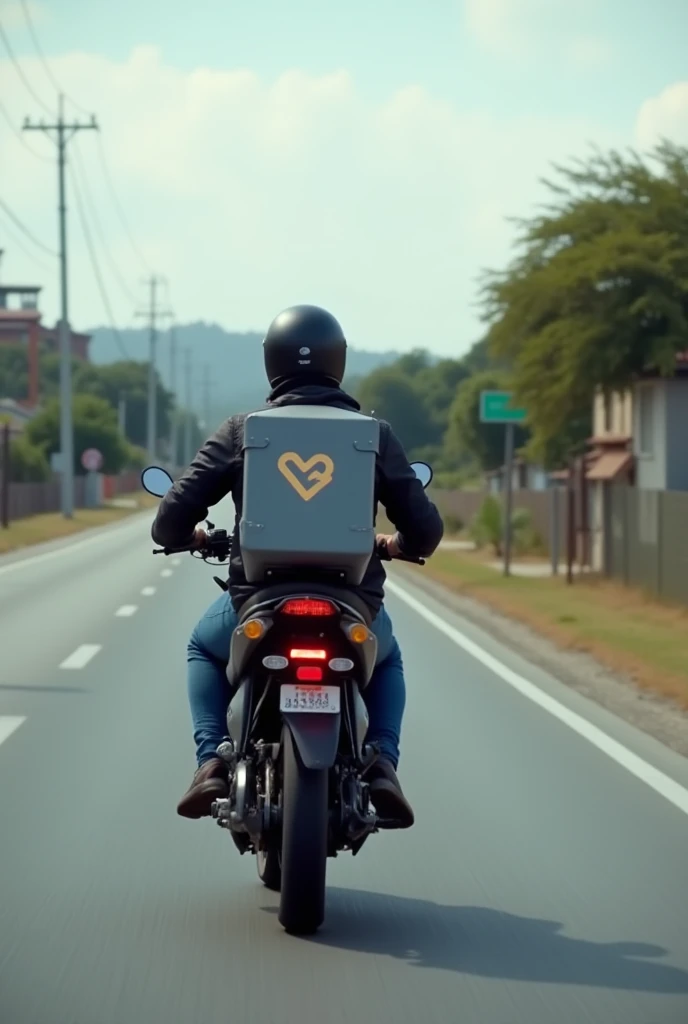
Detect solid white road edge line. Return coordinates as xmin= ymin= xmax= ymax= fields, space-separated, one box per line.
xmin=0 ymin=716 xmax=25 ymax=748
xmin=59 ymin=644 xmax=102 ymax=670
xmin=385 ymin=576 xmax=688 ymax=818
xmin=115 ymin=605 xmax=138 ymax=617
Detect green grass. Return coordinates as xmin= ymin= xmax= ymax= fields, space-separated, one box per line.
xmin=406 ymin=548 xmax=688 ymax=709
xmin=0 ymin=491 xmax=158 ymax=555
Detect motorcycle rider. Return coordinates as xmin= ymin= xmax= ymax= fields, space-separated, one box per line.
xmin=151 ymin=305 xmax=444 ymax=828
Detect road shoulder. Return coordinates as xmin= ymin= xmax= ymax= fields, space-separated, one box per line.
xmin=394 ymin=562 xmax=688 ymax=761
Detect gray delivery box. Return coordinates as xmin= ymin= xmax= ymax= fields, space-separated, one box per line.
xmin=239 ymin=405 xmax=380 ymax=585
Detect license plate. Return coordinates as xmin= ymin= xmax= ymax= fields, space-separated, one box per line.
xmin=279 ymin=684 xmax=340 ymax=714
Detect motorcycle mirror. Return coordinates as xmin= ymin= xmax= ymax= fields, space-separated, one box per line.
xmin=141 ymin=465 xmax=174 ymax=498
xmin=409 ymin=461 xmax=433 ymax=489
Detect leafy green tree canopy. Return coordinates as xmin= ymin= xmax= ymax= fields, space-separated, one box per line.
xmin=26 ymin=394 xmax=129 ymax=474
xmin=481 ymin=141 xmax=688 ymax=462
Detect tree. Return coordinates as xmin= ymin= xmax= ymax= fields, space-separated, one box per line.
xmin=38 ymin=356 xmax=174 ymax=449
xmin=481 ymin=141 xmax=688 ymax=465
xmin=26 ymin=394 xmax=129 ymax=474
xmin=358 ymin=367 xmax=437 ymax=456
xmin=447 ymin=370 xmax=529 ymax=472
xmin=0 ymin=344 xmax=29 ymax=401
xmin=8 ymin=435 xmax=50 ymax=482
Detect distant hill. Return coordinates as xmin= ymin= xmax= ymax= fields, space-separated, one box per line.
xmin=88 ymin=322 xmax=400 ymax=423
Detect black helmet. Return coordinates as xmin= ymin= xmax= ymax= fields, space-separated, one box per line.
xmin=263 ymin=305 xmax=347 ymax=388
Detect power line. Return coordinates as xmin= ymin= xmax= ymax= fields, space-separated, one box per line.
xmin=94 ymin=134 xmax=151 ymax=275
xmin=70 ymin=139 xmax=139 ymax=306
xmin=0 ymin=207 xmax=54 ymax=273
xmin=10 ymin=1 xmax=148 ymax=289
xmin=17 ymin=0 xmax=94 ymax=120
xmin=0 ymin=196 xmax=58 ymax=257
xmin=0 ymin=99 xmax=51 ymax=162
xmin=0 ymin=18 xmax=54 ymax=118
xmin=68 ymin=161 xmax=129 ymax=359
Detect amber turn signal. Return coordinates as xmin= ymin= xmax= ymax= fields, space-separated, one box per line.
xmin=243 ymin=619 xmax=265 ymax=640
xmin=348 ymin=623 xmax=369 ymax=644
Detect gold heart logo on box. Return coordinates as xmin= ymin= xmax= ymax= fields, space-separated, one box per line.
xmin=277 ymin=452 xmax=334 ymax=502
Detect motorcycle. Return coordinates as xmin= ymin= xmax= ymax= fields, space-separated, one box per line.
xmin=141 ymin=461 xmax=433 ymax=936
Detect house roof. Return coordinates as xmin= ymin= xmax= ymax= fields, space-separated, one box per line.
xmin=588 ymin=433 xmax=631 ymax=448
xmin=0 ymin=309 xmax=41 ymax=323
xmin=586 ymin=450 xmax=633 ymax=482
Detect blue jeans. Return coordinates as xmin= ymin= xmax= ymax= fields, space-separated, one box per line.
xmin=187 ymin=593 xmax=406 ymax=769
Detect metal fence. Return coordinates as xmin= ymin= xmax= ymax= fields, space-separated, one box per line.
xmin=606 ymin=485 xmax=688 ymax=605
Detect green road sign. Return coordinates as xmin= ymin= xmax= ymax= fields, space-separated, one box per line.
xmin=479 ymin=390 xmax=527 ymax=424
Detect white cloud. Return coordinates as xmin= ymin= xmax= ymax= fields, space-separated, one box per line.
xmin=0 ymin=48 xmax=623 ymax=353
xmin=463 ymin=0 xmax=611 ymax=65
xmin=635 ymin=81 xmax=688 ymax=149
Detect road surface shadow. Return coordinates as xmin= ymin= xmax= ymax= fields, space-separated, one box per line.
xmin=273 ymin=889 xmax=688 ymax=994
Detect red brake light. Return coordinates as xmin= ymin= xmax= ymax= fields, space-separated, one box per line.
xmin=289 ymin=649 xmax=327 ymax=660
xmin=296 ymin=666 xmax=323 ymax=682
xmin=282 ymin=599 xmax=336 ymax=617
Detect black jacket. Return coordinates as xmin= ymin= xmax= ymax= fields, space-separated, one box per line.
xmin=151 ymin=383 xmax=444 ymax=614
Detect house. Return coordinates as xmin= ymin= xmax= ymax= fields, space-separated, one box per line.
xmin=0 ymin=397 xmax=38 ymax=436
xmin=0 ymin=281 xmax=91 ymax=409
xmin=586 ymin=352 xmax=688 ymax=569
xmin=486 ymin=457 xmax=549 ymax=494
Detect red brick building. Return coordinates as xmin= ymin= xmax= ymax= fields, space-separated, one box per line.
xmin=0 ymin=284 xmax=91 ymax=408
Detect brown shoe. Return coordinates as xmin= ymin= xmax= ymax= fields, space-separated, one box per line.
xmin=177 ymin=758 xmax=229 ymax=819
xmin=365 ymin=758 xmax=415 ymax=829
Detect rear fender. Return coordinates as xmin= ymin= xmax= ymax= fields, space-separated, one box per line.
xmin=282 ymin=712 xmax=342 ymax=770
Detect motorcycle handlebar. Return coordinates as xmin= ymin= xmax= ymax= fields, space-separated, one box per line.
xmin=153 ymin=534 xmax=425 ymax=567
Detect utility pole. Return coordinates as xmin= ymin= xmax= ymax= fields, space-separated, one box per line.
xmin=24 ymin=95 xmax=98 ymax=518
xmin=202 ymin=363 xmax=213 ymax=437
xmin=136 ymin=275 xmax=171 ymax=463
xmin=118 ymin=394 xmax=126 ymax=436
xmin=183 ymin=348 xmax=193 ymax=465
xmin=169 ymin=326 xmax=178 ymax=467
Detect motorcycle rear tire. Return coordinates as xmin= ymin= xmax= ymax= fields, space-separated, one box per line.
xmin=256 ymin=847 xmax=281 ymax=891
xmin=278 ymin=726 xmax=328 ymax=935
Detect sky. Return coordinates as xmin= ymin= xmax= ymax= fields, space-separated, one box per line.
xmin=0 ymin=0 xmax=687 ymax=358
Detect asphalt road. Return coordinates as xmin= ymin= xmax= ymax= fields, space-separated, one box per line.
xmin=1 ymin=507 xmax=688 ymax=1024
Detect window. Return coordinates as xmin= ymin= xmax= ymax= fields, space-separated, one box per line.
xmin=637 ymin=385 xmax=654 ymax=456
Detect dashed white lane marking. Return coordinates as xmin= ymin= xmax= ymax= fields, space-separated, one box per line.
xmin=171 ymin=558 xmax=182 ymax=567
xmin=160 ymin=569 xmax=173 ymax=578
xmin=141 ymin=586 xmax=156 ymax=597
xmin=386 ymin=576 xmax=688 ymax=818
xmin=0 ymin=716 xmax=25 ymax=748
xmin=115 ymin=605 xmax=138 ymax=617
xmin=59 ymin=644 xmax=102 ymax=670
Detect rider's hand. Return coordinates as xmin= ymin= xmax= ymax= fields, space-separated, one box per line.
xmin=376 ymin=533 xmax=401 ymax=559
xmin=192 ymin=527 xmax=208 ymax=550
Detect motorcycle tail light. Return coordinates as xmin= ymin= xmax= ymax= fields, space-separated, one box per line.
xmin=282 ymin=599 xmax=336 ymax=616
xmin=296 ymin=666 xmax=323 ymax=682
xmin=289 ymin=648 xmax=327 ymax=660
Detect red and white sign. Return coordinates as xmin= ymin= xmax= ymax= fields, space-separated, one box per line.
xmin=81 ymin=448 xmax=104 ymax=472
